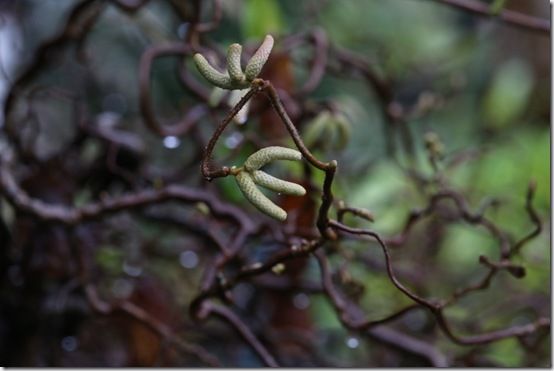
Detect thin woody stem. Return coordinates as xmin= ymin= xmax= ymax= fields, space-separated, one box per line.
xmin=201 ymin=82 xmax=263 ymax=180
xmin=328 ymin=219 xmax=551 ymax=346
xmin=431 ymin=0 xmax=550 ymax=35
xmin=261 ymin=81 xmax=332 ymax=170
xmin=200 ymin=78 xmax=338 ymax=237
xmin=260 ymin=80 xmax=338 ymax=238
xmin=198 ymin=302 xmax=279 ymax=367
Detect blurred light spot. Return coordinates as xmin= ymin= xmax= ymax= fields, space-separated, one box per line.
xmin=233 ymin=108 xmax=248 ymax=124
xmin=292 ymin=293 xmax=310 ymax=310
xmin=61 ymin=336 xmax=78 ymax=352
xmin=271 ymin=263 xmax=285 ymax=275
xmin=163 ymin=136 xmax=181 ymax=149
xmin=97 ymin=112 xmax=121 ymax=129
xmin=224 ymin=132 xmax=243 ymax=149
xmin=249 ymin=262 xmax=262 ymax=270
xmin=180 ymin=250 xmax=198 ymax=269
xmin=177 ymin=23 xmax=189 ymax=39
xmin=112 ymin=278 xmax=134 ymax=299
xmin=0 ymin=13 xmax=24 ymax=128
xmin=123 ymin=261 xmax=143 ymax=277
xmin=346 ymin=337 xmax=359 ymax=349
xmin=102 ymin=93 xmax=127 ymax=115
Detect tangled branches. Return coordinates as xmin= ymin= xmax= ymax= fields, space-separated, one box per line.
xmin=0 ymin=0 xmax=549 ymax=367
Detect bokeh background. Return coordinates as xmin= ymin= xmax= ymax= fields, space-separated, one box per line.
xmin=0 ymin=0 xmax=550 ymax=367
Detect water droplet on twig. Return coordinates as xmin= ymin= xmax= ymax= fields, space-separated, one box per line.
xmin=180 ymin=250 xmax=199 ymax=269
xmin=163 ymin=136 xmax=181 ymax=149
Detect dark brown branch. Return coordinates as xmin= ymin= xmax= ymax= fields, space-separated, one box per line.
xmin=435 ymin=311 xmax=550 ymax=345
xmin=430 ymin=0 xmax=550 ymax=34
xmin=190 ymin=239 xmax=323 ymax=319
xmin=313 ymin=250 xmax=448 ymax=366
xmin=111 ymin=0 xmax=150 ymax=12
xmin=385 ymin=190 xmax=510 ymax=258
xmin=329 ymin=220 xmax=437 ymax=308
xmin=262 ymin=81 xmax=333 ymax=171
xmin=194 ymin=0 xmax=223 ymax=33
xmin=367 ymin=326 xmax=449 ymax=367
xmin=85 ymin=284 xmax=222 ymax=367
xmin=479 ymin=255 xmax=525 ymax=279
xmin=3 ymin=0 xmax=105 ymax=159
xmin=197 ymin=302 xmax=279 ymax=367
xmin=282 ymin=28 xmax=329 ymax=96
xmin=201 ymin=83 xmax=262 ymax=180
xmin=510 ymin=180 xmax=542 ymax=256
xmin=139 ymin=43 xmax=211 ymax=137
xmin=200 ymin=78 xmax=338 ymax=238
xmin=328 ymin=219 xmax=551 ymax=346
xmin=261 ymin=80 xmax=338 ymax=238
xmin=337 ymin=203 xmax=375 ymax=223
xmin=0 ymin=155 xmax=255 ymax=230
xmin=314 ymin=249 xmax=422 ymax=328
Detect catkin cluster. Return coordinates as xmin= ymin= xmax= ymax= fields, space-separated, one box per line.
xmin=195 ymin=36 xmax=306 ymax=221
xmin=193 ymin=35 xmax=274 ymax=90
xmin=195 ymin=35 xmax=274 ymax=124
xmin=233 ymin=147 xmax=306 ymax=221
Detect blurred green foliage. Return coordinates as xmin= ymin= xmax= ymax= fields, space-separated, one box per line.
xmin=484 ymin=59 xmax=534 ymax=129
xmin=241 ymin=0 xmax=284 ymax=38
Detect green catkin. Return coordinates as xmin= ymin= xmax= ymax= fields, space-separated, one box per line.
xmin=244 ymin=146 xmax=302 ymax=172
xmin=194 ymin=35 xmax=273 ymax=90
xmin=227 ymin=43 xmax=245 ymax=83
xmin=251 ymin=170 xmax=306 ymax=196
xmin=193 ymin=54 xmax=233 ymax=89
xmin=235 ymin=171 xmax=287 ymax=221
xmin=244 ymin=35 xmax=274 ymax=81
xmin=196 ymin=36 xmax=304 ymax=222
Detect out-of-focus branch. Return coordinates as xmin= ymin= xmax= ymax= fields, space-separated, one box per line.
xmin=430 ymin=0 xmax=550 ymax=34
xmin=510 ymin=181 xmax=542 ymax=256
xmin=328 ymin=220 xmax=551 ymax=346
xmin=138 ymin=43 xmax=210 ymax=137
xmin=0 ymin=154 xmax=255 ymax=231
xmin=367 ymin=326 xmax=449 ymax=367
xmin=85 ymin=284 xmax=222 ymax=367
xmin=197 ymin=302 xmax=279 ymax=367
